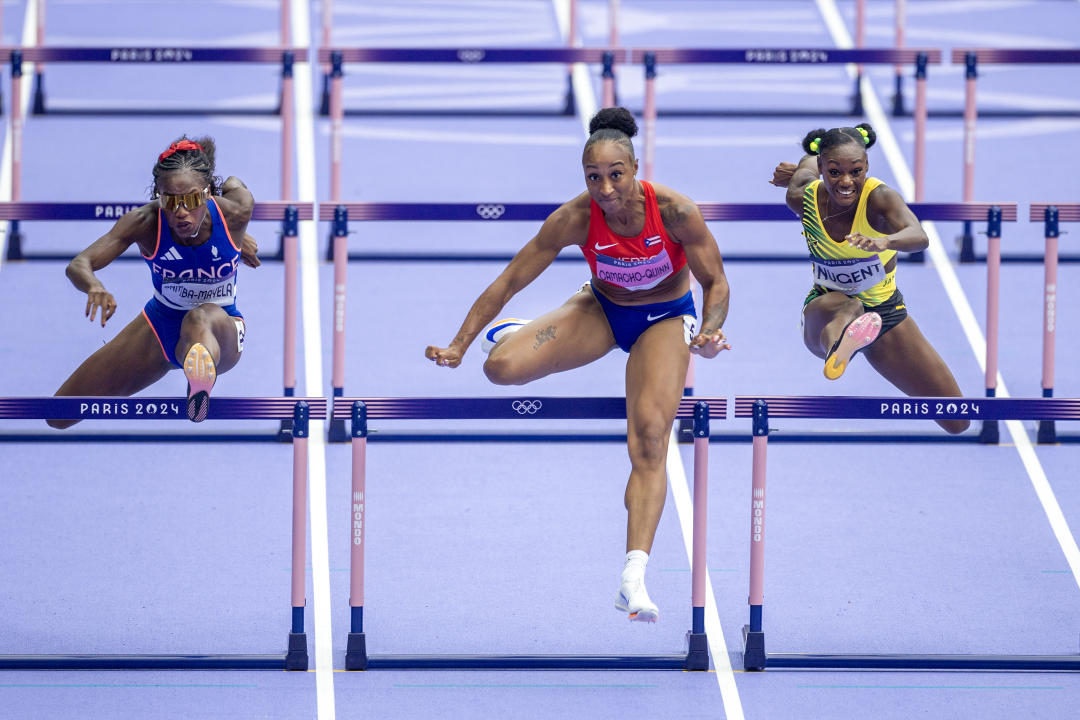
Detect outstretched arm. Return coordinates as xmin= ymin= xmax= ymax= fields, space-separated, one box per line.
xmin=425 ymin=205 xmax=583 ymax=368
xmin=661 ymin=190 xmax=731 ymax=358
xmin=64 ymin=206 xmax=155 ymax=327
xmin=770 ymin=154 xmax=819 ymax=215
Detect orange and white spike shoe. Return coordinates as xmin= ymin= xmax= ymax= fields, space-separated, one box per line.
xmin=183 ymin=342 xmax=217 ymax=422
xmin=824 ymin=311 xmax=882 ymax=380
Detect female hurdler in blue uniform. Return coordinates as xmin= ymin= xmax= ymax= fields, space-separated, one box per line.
xmin=49 ymin=137 xmax=259 ymax=427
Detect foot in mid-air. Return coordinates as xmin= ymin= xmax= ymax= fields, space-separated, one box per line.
xmin=824 ymin=311 xmax=881 ymax=380
xmin=184 ymin=342 xmax=216 ymax=422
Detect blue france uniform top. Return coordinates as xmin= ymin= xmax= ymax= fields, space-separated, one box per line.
xmin=142 ymin=197 xmax=241 ymax=311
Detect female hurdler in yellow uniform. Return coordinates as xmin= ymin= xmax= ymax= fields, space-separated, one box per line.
xmin=770 ymin=124 xmax=968 ymax=434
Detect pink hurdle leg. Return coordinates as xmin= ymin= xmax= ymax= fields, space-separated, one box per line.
xmin=742 ymin=400 xmax=769 ymax=671
xmin=283 ymin=233 xmax=298 ymax=395
xmin=291 ymin=437 xmax=309 ymax=622
xmin=350 ymin=436 xmax=367 ymax=614
xmin=985 ymin=233 xmax=1000 ymax=394
xmin=1042 ymin=231 xmax=1059 ymax=394
xmin=748 ymin=434 xmax=767 ymax=620
xmin=692 ymin=433 xmax=708 ymax=623
xmin=345 ymin=402 xmax=369 ymax=670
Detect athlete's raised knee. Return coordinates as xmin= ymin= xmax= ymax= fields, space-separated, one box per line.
xmin=482 ymin=352 xmax=528 ymax=386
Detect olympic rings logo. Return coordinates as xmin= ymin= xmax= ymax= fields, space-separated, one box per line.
xmin=511 ymin=400 xmax=543 ymax=415
xmin=476 ymin=204 xmax=506 ymax=219
xmin=458 ymin=49 xmax=486 ymax=63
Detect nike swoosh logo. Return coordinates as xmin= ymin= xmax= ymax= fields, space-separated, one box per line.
xmin=594 ymin=242 xmax=617 ymax=251
xmin=646 ymin=312 xmax=670 ymax=321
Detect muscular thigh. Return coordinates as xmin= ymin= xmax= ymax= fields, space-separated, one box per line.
xmin=57 ymin=313 xmax=172 ymax=396
xmin=865 ymin=317 xmax=962 ymax=397
xmin=625 ymin=318 xmax=689 ymax=435
xmin=491 ymin=286 xmax=617 ymax=381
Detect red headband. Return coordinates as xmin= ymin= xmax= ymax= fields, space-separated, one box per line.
xmin=158 ymin=140 xmax=204 ymax=163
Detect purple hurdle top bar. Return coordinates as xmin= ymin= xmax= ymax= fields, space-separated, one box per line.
xmin=0 ymin=397 xmax=322 ymax=671
xmin=317 ymin=47 xmax=615 ymax=65
xmin=336 ymin=396 xmax=723 ymax=671
xmin=0 ymin=396 xmax=326 ymax=420
xmin=732 ymin=395 xmax=1080 ymax=421
xmin=316 ymin=201 xmax=1012 ymax=224
xmin=1 ymin=46 xmax=308 ymax=63
xmin=1030 ymin=204 xmax=1080 ymax=443
xmin=735 ymin=394 xmax=1080 ymax=672
xmin=0 ymin=201 xmax=314 ymax=222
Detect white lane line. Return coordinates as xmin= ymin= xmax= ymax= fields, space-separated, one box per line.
xmin=551 ymin=0 xmax=596 ymax=136
xmin=668 ymin=432 xmax=746 ymax=720
xmin=292 ymin=0 xmax=336 ymax=716
xmin=0 ymin=0 xmax=41 ymax=272
xmin=817 ymin=0 xmax=1080 ymax=592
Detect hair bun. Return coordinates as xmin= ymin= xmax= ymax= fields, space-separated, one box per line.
xmin=588 ymin=107 xmax=638 ymax=138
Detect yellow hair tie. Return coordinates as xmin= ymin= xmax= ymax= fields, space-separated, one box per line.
xmin=857 ymin=127 xmax=870 ymax=143
xmin=809 ymin=137 xmax=821 ymax=153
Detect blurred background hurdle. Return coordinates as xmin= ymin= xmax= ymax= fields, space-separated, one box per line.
xmin=950 ymin=49 xmax=1080 ymax=262
xmin=0 ymin=395 xmax=325 ymax=670
xmin=0 ymin=45 xmax=305 ymax=212
xmin=334 ymin=395 xmax=722 ymax=670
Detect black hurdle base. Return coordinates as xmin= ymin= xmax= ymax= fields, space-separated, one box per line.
xmin=741 ymin=626 xmax=1080 ymax=671
xmin=346 ymin=631 xmax=708 ymax=671
xmin=748 ymin=653 xmax=1080 ymax=672
xmin=286 ymin=632 xmax=309 ymax=670
xmin=0 ymin=633 xmax=308 ymax=671
xmin=742 ymin=625 xmax=766 ymax=671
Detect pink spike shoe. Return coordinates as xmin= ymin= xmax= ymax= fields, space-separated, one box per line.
xmin=824 ymin=311 xmax=882 ymax=380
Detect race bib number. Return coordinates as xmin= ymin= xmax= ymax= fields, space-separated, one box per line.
xmin=158 ymin=277 xmax=236 ymax=309
xmin=810 ymin=255 xmax=886 ymax=294
xmin=595 ymin=248 xmax=674 ymax=291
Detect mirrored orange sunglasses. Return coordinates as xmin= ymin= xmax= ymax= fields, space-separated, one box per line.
xmin=158 ymin=186 xmax=209 ymax=213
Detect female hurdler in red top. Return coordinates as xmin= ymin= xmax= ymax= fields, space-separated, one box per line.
xmin=426 ymin=107 xmax=731 ymax=622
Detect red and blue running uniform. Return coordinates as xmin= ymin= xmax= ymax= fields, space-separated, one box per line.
xmin=581 ymin=181 xmax=696 ymax=352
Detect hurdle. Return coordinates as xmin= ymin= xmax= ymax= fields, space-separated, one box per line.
xmin=630 ymin=48 xmax=939 ymax=195
xmin=0 ymin=46 xmax=305 ymax=218
xmin=29 ymin=0 xmax=296 ymax=114
xmin=951 ymin=49 xmax=1080 ymax=262
xmin=1032 ymin=203 xmax=1080 ymax=444
xmin=0 ymin=395 xmax=325 ymax=670
xmin=334 ymin=395 xmax=722 ymax=670
xmin=736 ymin=395 xmax=1080 ymax=672
xmin=318 ymin=201 xmax=1012 ymax=441
xmin=0 ymin=201 xmax=313 ymax=441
